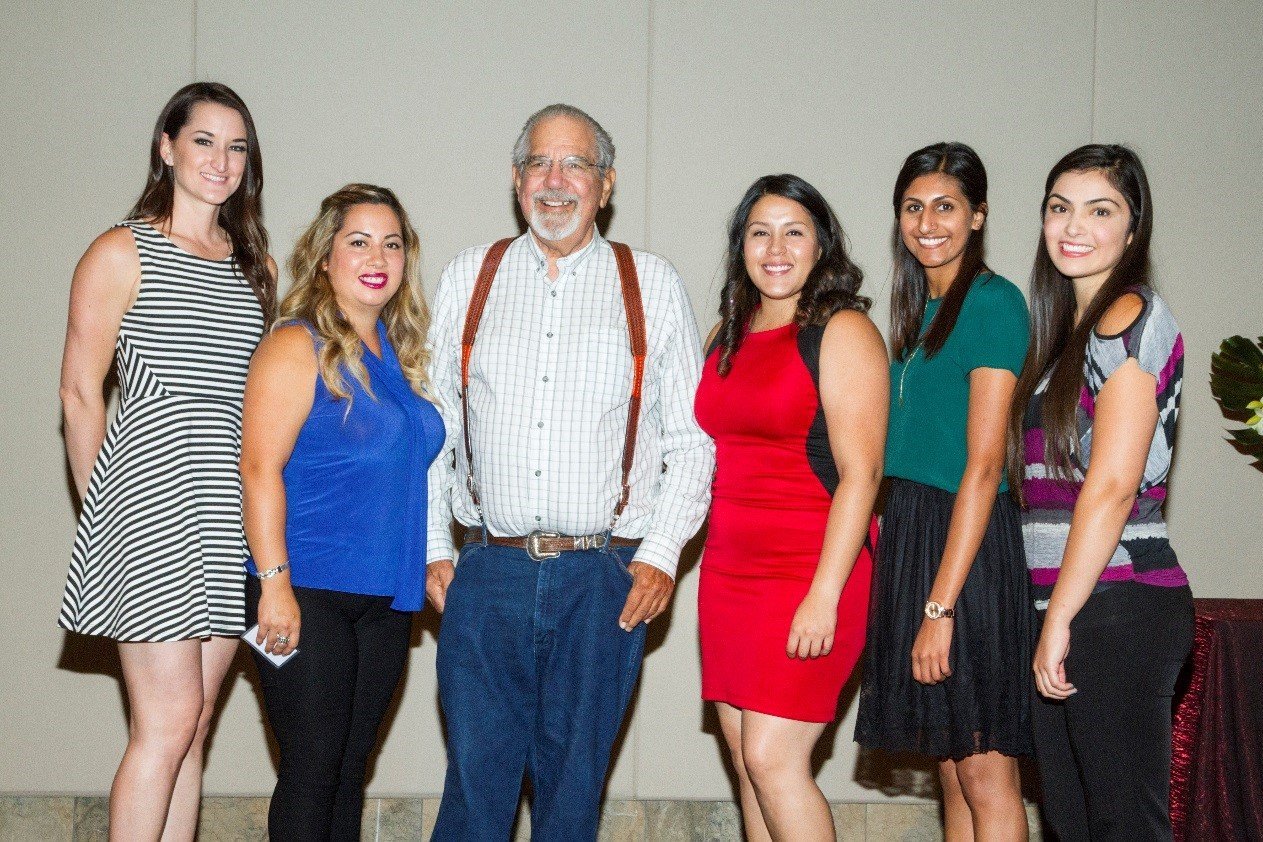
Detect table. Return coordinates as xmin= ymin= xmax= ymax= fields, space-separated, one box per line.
xmin=1170 ymin=598 xmax=1263 ymax=841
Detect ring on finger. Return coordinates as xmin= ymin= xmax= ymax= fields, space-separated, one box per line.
xmin=276 ymin=635 xmax=290 ymax=645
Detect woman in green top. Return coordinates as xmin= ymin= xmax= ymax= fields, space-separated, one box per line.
xmin=855 ymin=142 xmax=1033 ymax=840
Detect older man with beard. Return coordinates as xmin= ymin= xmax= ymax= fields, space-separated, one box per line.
xmin=424 ymin=104 xmax=714 ymax=840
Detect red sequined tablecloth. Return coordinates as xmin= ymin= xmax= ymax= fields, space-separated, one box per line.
xmin=1170 ymin=599 xmax=1263 ymax=841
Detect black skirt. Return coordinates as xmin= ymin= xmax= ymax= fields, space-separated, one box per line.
xmin=854 ymin=478 xmax=1034 ymax=760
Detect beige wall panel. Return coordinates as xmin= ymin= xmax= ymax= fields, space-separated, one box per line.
xmin=0 ymin=2 xmax=195 ymax=792
xmin=1094 ymin=2 xmax=1263 ymax=599
xmin=639 ymin=2 xmax=1096 ymax=800
xmin=5 ymin=0 xmax=1257 ymax=806
xmin=193 ymin=0 xmax=650 ymax=796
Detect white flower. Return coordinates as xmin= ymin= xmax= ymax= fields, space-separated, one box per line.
xmin=1248 ymin=398 xmax=1263 ymax=434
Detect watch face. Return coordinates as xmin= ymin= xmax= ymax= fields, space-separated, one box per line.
xmin=925 ymin=601 xmax=945 ymax=619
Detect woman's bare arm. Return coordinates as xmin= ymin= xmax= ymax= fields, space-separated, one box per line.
xmin=59 ymin=227 xmax=141 ymax=500
xmin=788 ymin=311 xmax=888 ymax=658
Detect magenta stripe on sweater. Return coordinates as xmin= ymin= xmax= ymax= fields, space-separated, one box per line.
xmin=1024 ymin=428 xmax=1046 ymax=462
xmin=1155 ymin=334 xmax=1183 ymax=395
xmin=1135 ymin=567 xmax=1188 ymax=587
xmin=1078 ymin=384 xmax=1095 ymax=418
xmin=1023 ymin=478 xmax=1078 ymax=509
xmin=1030 ymin=563 xmax=1135 ymax=587
xmin=1029 ymin=567 xmax=1060 ymax=586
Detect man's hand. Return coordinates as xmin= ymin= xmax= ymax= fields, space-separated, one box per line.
xmin=618 ymin=561 xmax=674 ymax=631
xmin=426 ymin=559 xmax=456 ymax=613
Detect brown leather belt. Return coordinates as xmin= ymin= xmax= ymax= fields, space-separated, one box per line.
xmin=464 ymin=528 xmax=640 ymax=561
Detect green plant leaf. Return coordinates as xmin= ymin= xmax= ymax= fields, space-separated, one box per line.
xmin=1211 ymin=335 xmax=1263 ymax=473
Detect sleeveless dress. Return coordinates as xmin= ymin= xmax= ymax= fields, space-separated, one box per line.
xmin=59 ymin=221 xmax=265 ymax=641
xmin=694 ymin=322 xmax=875 ymax=723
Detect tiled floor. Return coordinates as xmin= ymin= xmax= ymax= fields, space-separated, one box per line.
xmin=0 ymin=794 xmax=1042 ymax=840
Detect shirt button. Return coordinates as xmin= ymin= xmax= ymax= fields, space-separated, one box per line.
xmin=537 ymin=421 xmax=544 ymax=428
xmin=542 ymin=376 xmax=549 ymax=382
xmin=546 ymin=332 xmax=554 ymax=338
xmin=535 ymin=515 xmax=542 ymax=522
xmin=534 ymin=470 xmax=541 ymax=477
xmin=550 ymin=290 xmax=557 ymax=297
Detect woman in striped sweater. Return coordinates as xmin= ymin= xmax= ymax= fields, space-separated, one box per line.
xmin=58 ymin=83 xmax=275 ymax=840
xmin=1009 ymin=144 xmax=1192 ymax=840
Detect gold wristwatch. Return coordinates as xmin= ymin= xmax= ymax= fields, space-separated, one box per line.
xmin=924 ymin=600 xmax=955 ymax=620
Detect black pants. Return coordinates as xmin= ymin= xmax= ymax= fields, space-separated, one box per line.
xmin=1032 ymin=582 xmax=1193 ymax=841
xmin=246 ymin=578 xmax=412 ymax=842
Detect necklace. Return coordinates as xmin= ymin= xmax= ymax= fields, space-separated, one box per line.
xmin=897 ymin=346 xmax=919 ymax=406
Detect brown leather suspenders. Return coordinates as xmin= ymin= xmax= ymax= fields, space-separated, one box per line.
xmin=459 ymin=238 xmax=647 ymax=529
xmin=458 ymin=237 xmax=511 ymax=518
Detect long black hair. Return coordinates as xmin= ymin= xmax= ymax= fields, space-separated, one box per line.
xmin=1007 ymin=144 xmax=1153 ymax=498
xmin=129 ymin=82 xmax=275 ymax=325
xmin=716 ymin=174 xmax=868 ymax=376
xmin=889 ymin=142 xmax=989 ymax=362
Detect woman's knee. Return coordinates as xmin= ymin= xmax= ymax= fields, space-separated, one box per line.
xmin=740 ymin=732 xmax=802 ymax=787
xmin=954 ymin=754 xmax=1021 ymax=809
xmin=188 ymin=700 xmax=219 ymax=750
xmin=131 ymin=701 xmax=203 ymax=760
xmin=723 ymin=737 xmax=752 ymax=783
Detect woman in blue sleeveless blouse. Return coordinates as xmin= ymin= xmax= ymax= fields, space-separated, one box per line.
xmin=240 ymin=185 xmax=443 ymax=841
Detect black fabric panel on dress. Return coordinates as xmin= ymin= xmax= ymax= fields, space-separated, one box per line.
xmin=797 ymin=322 xmax=876 ymax=557
xmin=796 ymin=324 xmax=837 ymax=496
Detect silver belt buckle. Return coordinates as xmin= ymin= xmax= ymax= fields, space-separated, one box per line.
xmin=526 ymin=530 xmax=562 ymax=561
xmin=576 ymin=533 xmax=608 ymax=551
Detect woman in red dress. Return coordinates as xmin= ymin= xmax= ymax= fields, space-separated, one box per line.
xmin=695 ymin=174 xmax=887 ymax=841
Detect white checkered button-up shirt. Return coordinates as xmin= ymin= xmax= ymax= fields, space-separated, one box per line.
xmin=425 ymin=230 xmax=714 ymax=578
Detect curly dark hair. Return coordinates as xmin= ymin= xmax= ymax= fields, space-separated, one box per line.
xmin=715 ymin=174 xmax=868 ymax=376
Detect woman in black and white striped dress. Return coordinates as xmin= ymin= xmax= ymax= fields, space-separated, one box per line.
xmin=58 ymin=82 xmax=275 ymax=840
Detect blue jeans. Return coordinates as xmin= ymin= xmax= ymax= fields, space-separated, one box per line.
xmin=432 ymin=536 xmax=647 ymax=841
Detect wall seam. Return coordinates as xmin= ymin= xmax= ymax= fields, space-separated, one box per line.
xmin=1090 ymin=0 xmax=1099 ymax=141
xmin=191 ymin=0 xmax=198 ymax=80
xmin=633 ymin=0 xmax=655 ymax=801
xmin=642 ymin=0 xmax=655 ymax=255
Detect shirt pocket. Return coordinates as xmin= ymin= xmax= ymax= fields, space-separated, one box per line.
xmin=573 ymin=325 xmax=634 ymax=403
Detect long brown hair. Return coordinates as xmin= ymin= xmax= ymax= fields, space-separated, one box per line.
xmin=889 ymin=142 xmax=989 ymax=362
xmin=129 ymin=82 xmax=275 ymax=325
xmin=1006 ymin=144 xmax=1153 ymax=501
xmin=715 ymin=174 xmax=868 ymax=376
xmin=282 ymin=184 xmax=432 ymax=402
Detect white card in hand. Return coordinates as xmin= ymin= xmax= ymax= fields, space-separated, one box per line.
xmin=242 ymin=623 xmax=298 ymax=667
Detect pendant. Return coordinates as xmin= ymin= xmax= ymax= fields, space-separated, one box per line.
xmin=898 ymin=347 xmax=918 ymax=407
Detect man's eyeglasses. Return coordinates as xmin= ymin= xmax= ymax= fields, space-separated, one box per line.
xmin=521 ymin=156 xmax=602 ymax=178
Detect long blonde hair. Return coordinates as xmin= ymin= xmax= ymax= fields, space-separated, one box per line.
xmin=281 ymin=184 xmax=431 ymax=401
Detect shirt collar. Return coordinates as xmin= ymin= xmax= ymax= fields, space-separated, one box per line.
xmin=526 ymin=226 xmax=603 ymax=275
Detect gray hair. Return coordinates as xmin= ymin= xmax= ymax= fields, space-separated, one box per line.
xmin=511 ymin=104 xmax=616 ymax=175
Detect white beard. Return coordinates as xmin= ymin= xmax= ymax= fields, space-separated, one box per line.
xmin=530 ymin=207 xmax=582 ymax=242
xmin=528 ymin=189 xmax=584 ymax=242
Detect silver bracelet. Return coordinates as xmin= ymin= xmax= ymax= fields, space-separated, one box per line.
xmin=257 ymin=562 xmax=289 ymax=580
